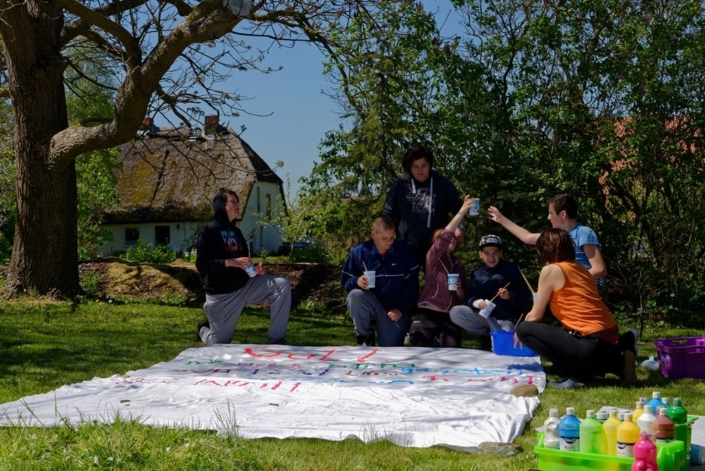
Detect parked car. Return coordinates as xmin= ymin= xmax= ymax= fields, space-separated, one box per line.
xmin=277 ymin=240 xmax=316 ymax=255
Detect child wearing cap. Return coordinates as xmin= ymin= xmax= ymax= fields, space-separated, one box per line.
xmin=449 ymin=234 xmax=530 ymax=345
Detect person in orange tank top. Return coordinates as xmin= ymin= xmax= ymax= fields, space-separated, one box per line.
xmin=514 ymin=228 xmax=637 ymax=389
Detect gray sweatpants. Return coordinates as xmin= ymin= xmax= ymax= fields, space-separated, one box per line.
xmin=448 ymin=305 xmax=515 ymax=337
xmin=200 ymin=275 xmax=291 ymax=345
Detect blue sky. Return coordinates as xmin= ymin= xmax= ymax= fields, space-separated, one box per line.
xmin=224 ymin=40 xmax=336 ymax=199
xmin=225 ymin=1 xmax=460 ymax=199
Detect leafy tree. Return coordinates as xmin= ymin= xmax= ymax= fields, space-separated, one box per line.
xmin=0 ymin=0 xmax=379 ymax=297
xmin=307 ymin=0 xmax=705 ymax=315
xmin=65 ymin=50 xmax=120 ymax=261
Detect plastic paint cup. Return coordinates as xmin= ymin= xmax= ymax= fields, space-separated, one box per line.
xmin=479 ymin=299 xmax=496 ymax=318
xmin=244 ymin=263 xmax=257 ymax=278
xmin=447 ymin=273 xmax=459 ymax=291
xmin=364 ymin=271 xmax=376 ymax=288
xmin=469 ymin=198 xmax=480 ymax=216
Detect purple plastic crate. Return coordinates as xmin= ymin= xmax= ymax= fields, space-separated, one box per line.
xmin=654 ymin=337 xmax=705 ymax=380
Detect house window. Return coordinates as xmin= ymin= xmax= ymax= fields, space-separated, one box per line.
xmin=155 ymin=225 xmax=170 ymax=246
xmin=257 ymin=186 xmax=261 ymax=212
xmin=266 ymin=194 xmax=272 ymax=220
xmin=260 ymin=225 xmax=264 ymax=247
xmin=125 ymin=228 xmax=140 ymax=247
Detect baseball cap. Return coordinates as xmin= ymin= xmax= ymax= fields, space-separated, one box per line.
xmin=479 ymin=234 xmax=503 ymax=249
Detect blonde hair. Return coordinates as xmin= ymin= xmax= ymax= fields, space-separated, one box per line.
xmin=372 ymin=215 xmax=395 ymax=233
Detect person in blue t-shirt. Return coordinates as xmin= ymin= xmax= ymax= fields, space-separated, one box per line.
xmin=486 ymin=194 xmax=608 ymax=301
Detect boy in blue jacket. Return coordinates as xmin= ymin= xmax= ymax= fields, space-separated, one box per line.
xmin=449 ymin=235 xmax=529 ymax=343
xmin=341 ymin=216 xmax=420 ymax=347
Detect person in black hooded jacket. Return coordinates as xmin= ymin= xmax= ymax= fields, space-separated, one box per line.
xmin=383 ymin=145 xmax=462 ymax=271
xmin=195 ymin=189 xmax=290 ymax=345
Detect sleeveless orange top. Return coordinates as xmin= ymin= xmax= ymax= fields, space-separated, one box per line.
xmin=550 ymin=261 xmax=616 ymax=337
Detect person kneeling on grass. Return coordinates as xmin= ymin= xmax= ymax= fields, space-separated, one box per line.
xmin=341 ymin=215 xmax=420 ymax=347
xmin=514 ymin=228 xmax=637 ymax=389
xmin=409 ymin=196 xmax=476 ymax=348
xmin=449 ymin=234 xmax=530 ymax=350
xmin=195 ymin=189 xmax=290 ymax=346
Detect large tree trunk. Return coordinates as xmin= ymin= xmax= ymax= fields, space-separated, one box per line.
xmin=1 ymin=2 xmax=79 ymax=297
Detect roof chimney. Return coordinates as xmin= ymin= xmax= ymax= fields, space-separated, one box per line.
xmin=140 ymin=117 xmax=152 ymax=131
xmin=204 ymin=115 xmax=218 ymax=135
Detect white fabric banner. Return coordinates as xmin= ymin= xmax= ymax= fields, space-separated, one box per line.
xmin=0 ymin=345 xmax=545 ymax=453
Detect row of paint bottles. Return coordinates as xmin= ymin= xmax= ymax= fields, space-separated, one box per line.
xmin=543 ymin=395 xmax=686 ymax=455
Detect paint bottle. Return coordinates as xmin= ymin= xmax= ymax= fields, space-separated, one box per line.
xmin=662 ymin=397 xmax=673 ymax=416
xmin=646 ymin=391 xmax=665 ymax=411
xmin=596 ymin=410 xmax=609 ymax=424
xmin=617 ymin=412 xmax=640 ymax=457
xmin=580 ymin=410 xmax=605 ymax=454
xmin=654 ymin=407 xmax=675 ymax=443
xmin=691 ymin=444 xmax=705 ymax=465
xmin=559 ymin=407 xmax=581 ymax=452
xmin=668 ymin=397 xmax=687 ymax=424
xmin=603 ymin=409 xmax=621 ymax=456
xmin=632 ymin=431 xmax=659 ymax=471
xmin=632 ymin=401 xmax=645 ymax=423
xmin=543 ymin=408 xmax=560 ymax=449
xmin=636 ymin=405 xmax=657 ymax=441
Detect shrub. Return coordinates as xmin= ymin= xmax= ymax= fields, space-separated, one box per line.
xmin=81 ymin=273 xmax=102 ymax=297
xmin=121 ymin=240 xmax=177 ymax=264
xmin=288 ymin=247 xmax=327 ymax=263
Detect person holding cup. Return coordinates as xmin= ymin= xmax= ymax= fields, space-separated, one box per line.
xmin=409 ymin=196 xmax=476 ymax=348
xmin=383 ymin=145 xmax=462 ymax=272
xmin=341 ymin=215 xmax=420 ymax=347
xmin=449 ymin=235 xmax=530 ymax=349
xmin=195 ymin=189 xmax=291 ymax=346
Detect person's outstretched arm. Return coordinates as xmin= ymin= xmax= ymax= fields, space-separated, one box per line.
xmin=487 ymin=206 xmax=540 ymax=245
xmin=446 ymin=196 xmax=475 ymax=233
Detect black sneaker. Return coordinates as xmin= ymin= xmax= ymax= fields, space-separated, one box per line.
xmin=269 ymin=338 xmax=288 ymax=345
xmin=196 ymin=319 xmax=210 ymax=342
xmin=356 ymin=333 xmax=375 ymax=347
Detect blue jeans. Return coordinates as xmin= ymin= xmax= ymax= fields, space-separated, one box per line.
xmin=346 ymin=289 xmax=410 ymax=346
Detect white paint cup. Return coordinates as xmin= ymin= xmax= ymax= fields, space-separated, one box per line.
xmin=244 ymin=263 xmax=257 ymax=278
xmin=469 ymin=198 xmax=480 ymax=216
xmin=364 ymin=270 xmax=376 ymax=288
xmin=447 ymin=273 xmax=459 ymax=291
xmin=479 ymin=299 xmax=496 ymax=318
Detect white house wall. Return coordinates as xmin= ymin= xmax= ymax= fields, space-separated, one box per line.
xmin=238 ymin=181 xmax=284 ymax=256
xmin=98 ymin=182 xmax=284 ymax=257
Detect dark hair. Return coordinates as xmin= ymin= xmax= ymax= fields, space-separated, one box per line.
xmin=402 ymin=145 xmax=434 ymax=172
xmin=548 ymin=193 xmax=578 ymax=219
xmin=536 ymin=228 xmax=576 ymax=264
xmin=213 ymin=189 xmax=239 ymax=223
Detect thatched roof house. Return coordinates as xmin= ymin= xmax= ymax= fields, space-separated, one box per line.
xmin=98 ymin=118 xmax=286 ymax=256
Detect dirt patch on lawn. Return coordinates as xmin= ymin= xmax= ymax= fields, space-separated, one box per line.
xmin=79 ymin=258 xmax=346 ymax=309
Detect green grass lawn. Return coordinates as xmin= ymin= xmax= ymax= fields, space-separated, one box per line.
xmin=1 ymin=296 xmax=704 ymax=470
